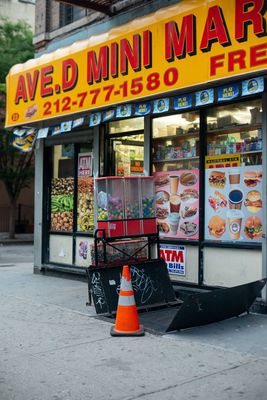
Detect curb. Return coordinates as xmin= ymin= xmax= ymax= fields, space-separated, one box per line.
xmin=0 ymin=240 xmax=34 ymax=245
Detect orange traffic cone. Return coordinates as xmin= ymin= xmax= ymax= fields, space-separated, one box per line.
xmin=110 ymin=265 xmax=145 ymax=336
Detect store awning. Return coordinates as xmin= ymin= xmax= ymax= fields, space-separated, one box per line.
xmin=55 ymin=0 xmax=114 ymax=16
xmin=5 ymin=0 xmax=267 ymax=128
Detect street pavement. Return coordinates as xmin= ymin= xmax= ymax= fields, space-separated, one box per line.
xmin=1 ymin=245 xmax=267 ymax=400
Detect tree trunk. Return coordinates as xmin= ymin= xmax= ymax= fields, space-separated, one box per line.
xmin=8 ymin=199 xmax=16 ymax=239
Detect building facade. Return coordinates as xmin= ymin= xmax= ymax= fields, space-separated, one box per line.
xmin=0 ymin=0 xmax=35 ymax=29
xmin=0 ymin=0 xmax=35 ymax=233
xmin=5 ymin=0 xmax=267 ymax=308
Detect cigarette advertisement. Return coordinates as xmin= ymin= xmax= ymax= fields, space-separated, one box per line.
xmin=160 ymin=244 xmax=186 ymax=276
xmin=153 ymin=170 xmax=199 ymax=240
xmin=205 ymin=165 xmax=263 ymax=243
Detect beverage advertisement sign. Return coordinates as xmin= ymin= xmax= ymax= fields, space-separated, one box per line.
xmin=153 ymin=170 xmax=199 ymax=240
xmin=205 ymin=165 xmax=263 ymax=243
xmin=160 ymin=244 xmax=186 ymax=276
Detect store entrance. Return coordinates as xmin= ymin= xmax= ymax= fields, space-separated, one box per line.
xmin=105 ymin=117 xmax=145 ymax=177
xmin=109 ymin=133 xmax=144 ymax=176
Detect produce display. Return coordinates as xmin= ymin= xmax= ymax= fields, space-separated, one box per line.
xmin=77 ymin=176 xmax=94 ymax=233
xmin=50 ymin=177 xmax=74 ymax=232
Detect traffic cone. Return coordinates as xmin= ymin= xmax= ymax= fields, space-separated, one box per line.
xmin=110 ymin=265 xmax=145 ymax=336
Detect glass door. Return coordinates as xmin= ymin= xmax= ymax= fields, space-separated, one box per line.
xmin=111 ymin=134 xmax=144 ymax=176
xmin=106 ymin=117 xmax=145 ymax=176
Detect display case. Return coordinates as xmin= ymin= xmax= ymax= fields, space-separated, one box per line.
xmin=206 ymin=99 xmax=262 ymax=166
xmin=140 ymin=176 xmax=157 ymax=234
xmin=152 ymin=112 xmax=200 ymax=172
xmin=96 ymin=177 xmax=125 ymax=237
xmin=124 ymin=177 xmax=142 ymax=235
xmin=95 ymin=176 xmax=157 ymax=237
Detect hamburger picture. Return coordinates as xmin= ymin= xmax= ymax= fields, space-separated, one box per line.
xmin=208 ymin=171 xmax=226 ymax=188
xmin=155 ymin=174 xmax=169 ymax=187
xmin=243 ymin=170 xmax=262 ymax=187
xmin=208 ymin=215 xmax=226 ymax=238
xmin=180 ymin=172 xmax=197 ymax=186
xmin=180 ymin=188 xmax=199 ymax=201
xmin=244 ymin=190 xmax=262 ymax=213
xmin=244 ymin=216 xmax=262 ymax=239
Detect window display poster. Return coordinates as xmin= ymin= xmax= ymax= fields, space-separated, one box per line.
xmin=205 ymin=165 xmax=263 ymax=243
xmin=78 ymin=153 xmax=93 ymax=177
xmin=160 ymin=244 xmax=186 ymax=276
xmin=153 ymin=170 xmax=199 ymax=240
xmin=75 ymin=237 xmax=92 ymax=267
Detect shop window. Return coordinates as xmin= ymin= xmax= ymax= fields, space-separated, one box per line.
xmin=108 ymin=117 xmax=145 ymax=176
xmin=152 ymin=111 xmax=200 ymax=241
xmin=152 ymin=112 xmax=200 ymax=172
xmin=50 ymin=144 xmax=75 ymax=232
xmin=205 ymin=99 xmax=263 ymax=244
xmin=109 ymin=117 xmax=144 ymax=134
xmin=48 ymin=141 xmax=94 ymax=267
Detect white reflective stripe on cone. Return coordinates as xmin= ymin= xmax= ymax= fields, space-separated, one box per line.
xmin=121 ymin=276 xmax=133 ymax=292
xmin=118 ymin=294 xmax=136 ymax=306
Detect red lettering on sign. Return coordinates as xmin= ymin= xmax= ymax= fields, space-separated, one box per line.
xmin=235 ymin=0 xmax=266 ymax=42
xmin=160 ymin=249 xmax=184 ymax=263
xmin=87 ymin=46 xmax=109 ymax=85
xmin=40 ymin=65 xmax=54 ymax=97
xmin=15 ymin=75 xmax=27 ymax=104
xmin=250 ymin=43 xmax=267 ymax=66
xmin=165 ymin=15 xmax=196 ymax=61
xmin=62 ymin=58 xmax=78 ymax=92
xmin=26 ymin=70 xmax=39 ymax=101
xmin=120 ymin=35 xmax=141 ymax=75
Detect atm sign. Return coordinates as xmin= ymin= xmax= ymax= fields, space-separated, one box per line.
xmin=160 ymin=244 xmax=186 ymax=276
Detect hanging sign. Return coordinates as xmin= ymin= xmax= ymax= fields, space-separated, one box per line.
xmin=242 ymin=76 xmax=264 ymax=96
xmin=173 ymin=94 xmax=192 ymax=110
xmin=218 ymin=83 xmax=240 ymax=101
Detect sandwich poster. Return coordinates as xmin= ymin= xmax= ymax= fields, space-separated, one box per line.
xmin=153 ymin=170 xmax=199 ymax=240
xmin=205 ymin=165 xmax=263 ymax=243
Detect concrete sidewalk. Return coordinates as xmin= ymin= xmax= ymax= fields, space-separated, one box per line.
xmin=1 ymin=262 xmax=267 ymax=400
xmin=0 ymin=233 xmax=34 ymax=245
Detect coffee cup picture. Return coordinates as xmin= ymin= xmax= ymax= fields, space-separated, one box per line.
xmin=169 ymin=175 xmax=179 ymax=194
xmin=227 ymin=210 xmax=243 ymax=240
xmin=168 ymin=212 xmax=180 ymax=235
xmin=229 ymin=169 xmax=240 ymax=185
xmin=170 ymin=194 xmax=181 ymax=213
xmin=228 ymin=189 xmax=243 ymax=210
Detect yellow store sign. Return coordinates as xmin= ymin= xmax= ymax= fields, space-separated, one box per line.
xmin=5 ymin=0 xmax=267 ymax=127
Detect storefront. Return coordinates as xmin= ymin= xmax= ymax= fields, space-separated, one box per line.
xmin=5 ymin=0 xmax=267 ymax=306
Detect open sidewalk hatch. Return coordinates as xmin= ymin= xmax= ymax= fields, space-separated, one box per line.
xmin=87 ymin=259 xmax=267 ymax=334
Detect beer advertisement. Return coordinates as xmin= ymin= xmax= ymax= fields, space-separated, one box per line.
xmin=153 ymin=170 xmax=199 ymax=240
xmin=205 ymin=165 xmax=263 ymax=243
